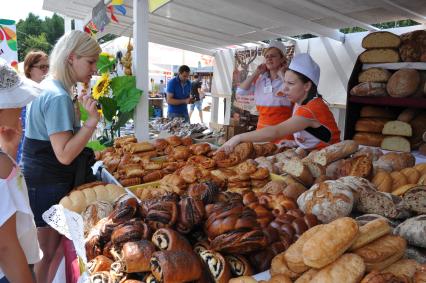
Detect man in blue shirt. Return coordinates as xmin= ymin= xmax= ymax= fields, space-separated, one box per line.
xmin=166 ymin=65 xmax=192 ymax=122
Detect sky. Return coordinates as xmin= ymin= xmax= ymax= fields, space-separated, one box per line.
xmin=0 ymin=0 xmax=53 ymax=23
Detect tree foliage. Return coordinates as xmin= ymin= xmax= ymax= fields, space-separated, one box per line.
xmin=16 ymin=13 xmax=64 ymax=61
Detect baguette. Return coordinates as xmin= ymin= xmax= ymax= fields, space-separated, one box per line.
xmin=312 ymin=140 xmax=358 ymax=166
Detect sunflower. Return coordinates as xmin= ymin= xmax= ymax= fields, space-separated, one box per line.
xmin=92 ymin=73 xmax=110 ymax=99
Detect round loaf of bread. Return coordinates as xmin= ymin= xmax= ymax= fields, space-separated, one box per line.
xmin=387 ymin=69 xmax=420 ymax=97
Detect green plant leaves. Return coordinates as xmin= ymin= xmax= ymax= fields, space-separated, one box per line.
xmin=113 ymin=111 xmax=134 ymax=131
xmin=99 ymin=96 xmax=117 ymax=122
xmin=110 ymin=76 xmax=142 ymax=113
xmin=79 ymin=103 xmax=88 ymax=122
xmin=97 ymin=53 xmax=116 ymax=74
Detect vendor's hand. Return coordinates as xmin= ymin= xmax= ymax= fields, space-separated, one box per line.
xmin=79 ymin=94 xmax=100 ymax=122
xmin=217 ymin=135 xmax=241 ymax=154
xmin=255 ymin=63 xmax=268 ymax=76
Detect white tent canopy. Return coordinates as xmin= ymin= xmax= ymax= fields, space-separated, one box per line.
xmin=44 ymin=0 xmax=426 ymax=55
xmin=42 ymin=0 xmax=426 ymax=140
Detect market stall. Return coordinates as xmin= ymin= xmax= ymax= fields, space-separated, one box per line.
xmin=28 ymin=0 xmax=426 ymax=282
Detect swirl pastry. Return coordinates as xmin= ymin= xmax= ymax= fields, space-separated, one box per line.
xmin=85 ymin=235 xmax=103 ymax=261
xmin=249 ymin=241 xmax=287 ymax=273
xmin=109 ymin=198 xmax=139 ymax=224
xmin=111 ymin=224 xmax=145 ymax=249
xmin=142 ymin=194 xmax=179 ymax=230
xmin=199 ymin=250 xmax=231 ymax=283
xmin=152 ymin=228 xmax=193 ymax=253
xmin=214 ymin=152 xmax=241 ymax=168
xmin=189 ymin=143 xmax=211 ymax=155
xmin=150 ymin=250 xmax=202 ymax=283
xmin=110 ymin=260 xmax=126 ymax=283
xmin=88 ymin=271 xmax=112 ymax=283
xmin=121 ymin=240 xmax=156 ymax=273
xmin=250 ymin=167 xmax=270 ymax=180
xmin=187 ymin=155 xmax=216 ymax=169
xmin=87 ymin=255 xmax=113 ymax=275
xmin=178 ymin=164 xmax=203 ymax=184
xmin=187 ymin=181 xmax=220 ymax=204
xmin=166 ymin=135 xmax=182 ymax=147
xmin=235 ymin=160 xmax=258 ymax=175
xmin=181 ymin=135 xmax=193 ymax=146
xmin=234 ymin=142 xmax=255 ymax=161
xmin=194 ymin=239 xmax=211 ymax=255
xmin=177 ymin=197 xmax=205 ymax=233
xmin=210 ymin=228 xmax=268 ymax=254
xmin=225 ymin=255 xmax=253 ymax=277
xmin=171 ymin=145 xmax=191 ymax=161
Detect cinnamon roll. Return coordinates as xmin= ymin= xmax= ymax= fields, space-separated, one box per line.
xmin=109 ymin=260 xmax=126 ymax=283
xmin=87 ymin=255 xmax=113 ymax=275
xmin=88 ymin=271 xmax=112 ymax=283
xmin=225 ymin=255 xmax=253 ymax=277
xmin=152 ymin=228 xmax=193 ymax=253
xmin=150 ymin=250 xmax=202 ymax=283
xmin=199 ymin=250 xmax=231 ymax=283
xmin=121 ymin=240 xmax=156 ymax=273
xmin=187 ymin=182 xmax=219 ymax=204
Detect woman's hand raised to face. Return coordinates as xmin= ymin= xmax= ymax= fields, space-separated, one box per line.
xmin=255 ymin=63 xmax=268 ymax=76
xmin=78 ymin=94 xmax=100 ymax=122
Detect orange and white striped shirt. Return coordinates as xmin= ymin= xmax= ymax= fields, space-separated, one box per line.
xmin=292 ymin=97 xmax=340 ymax=150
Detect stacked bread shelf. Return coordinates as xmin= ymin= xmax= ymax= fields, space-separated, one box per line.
xmin=344 ymin=61 xmax=426 ymax=144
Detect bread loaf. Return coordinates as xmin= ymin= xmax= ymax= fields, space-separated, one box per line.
xmin=409 ymin=113 xmax=426 ymax=149
xmin=401 ymin=167 xmax=421 ymax=184
xmin=373 ymin=152 xmax=415 ymax=172
xmin=359 ymin=49 xmax=400 ymax=63
xmin=390 ymin=171 xmax=408 ymax=191
xmin=312 ymin=140 xmax=359 ymax=166
xmin=350 ymin=218 xmax=391 ymax=251
xmin=372 ymin=171 xmax=393 ymax=192
xmin=362 ymin=31 xmax=401 ymax=49
xmin=297 ymin=181 xmax=354 ymax=223
xmin=356 ymin=189 xmax=409 ymax=219
xmin=399 ymin=30 xmax=426 ymax=62
xmin=397 ymin=108 xmax=421 ymax=123
xmin=394 ymin=215 xmax=426 ymax=248
xmin=353 ymin=132 xmax=384 ymax=147
xmin=402 ymin=185 xmax=426 ymax=214
xmin=387 ymin=69 xmax=420 ymax=98
xmin=283 ymin=157 xmax=314 ymax=187
xmin=382 ymin=259 xmax=419 ymax=279
xmin=381 ymin=136 xmax=411 ymax=152
xmin=350 ymin=82 xmax=387 ymax=97
xmin=309 ymin=253 xmax=365 ymax=283
xmin=355 ymin=118 xmax=389 ymax=133
xmin=382 ymin=120 xmax=412 ymax=137
xmin=359 ymin=67 xmax=392 ymax=83
xmin=360 ymin=106 xmax=396 ymax=119
xmin=352 ymin=146 xmax=383 ymax=162
xmin=392 ymin=183 xmax=418 ymax=196
xmin=353 ymin=235 xmax=406 ymax=271
xmin=302 ymin=217 xmax=359 ymax=269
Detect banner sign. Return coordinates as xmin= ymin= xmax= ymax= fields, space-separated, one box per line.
xmin=92 ymin=0 xmax=110 ymax=31
xmin=0 ymin=19 xmax=18 ymax=68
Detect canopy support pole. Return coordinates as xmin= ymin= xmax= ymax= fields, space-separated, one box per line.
xmin=134 ymin=0 xmax=150 ymax=141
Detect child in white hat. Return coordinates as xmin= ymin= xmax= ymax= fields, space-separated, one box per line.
xmin=220 ymin=53 xmax=340 ymax=152
xmin=0 ymin=59 xmax=42 ymax=283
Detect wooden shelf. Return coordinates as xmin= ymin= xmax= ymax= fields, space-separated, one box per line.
xmin=362 ymin=62 xmax=426 ymax=70
xmin=348 ymin=96 xmax=426 ymax=109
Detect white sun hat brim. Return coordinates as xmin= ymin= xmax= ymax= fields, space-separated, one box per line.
xmin=0 ymin=59 xmax=43 ymax=109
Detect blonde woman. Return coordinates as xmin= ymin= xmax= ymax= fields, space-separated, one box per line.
xmin=22 ymin=31 xmax=101 ymax=283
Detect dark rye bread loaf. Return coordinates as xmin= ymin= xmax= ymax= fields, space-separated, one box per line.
xmin=395 ymin=215 xmax=426 ymax=248
xmin=402 ymin=185 xmax=426 ymax=214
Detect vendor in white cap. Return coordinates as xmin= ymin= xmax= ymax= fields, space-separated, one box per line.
xmin=220 ymin=53 xmax=340 ymax=152
xmin=236 ymin=40 xmax=293 ymax=141
xmin=0 ymin=59 xmax=42 ymax=283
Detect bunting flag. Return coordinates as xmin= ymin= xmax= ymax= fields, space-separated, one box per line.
xmin=84 ymin=21 xmax=98 ymax=37
xmin=107 ymin=0 xmax=127 ymax=24
xmin=0 ymin=19 xmax=18 ymax=67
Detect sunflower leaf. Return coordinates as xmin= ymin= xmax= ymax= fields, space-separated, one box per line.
xmin=99 ymin=97 xmax=117 ymax=122
xmin=113 ymin=110 xmax=134 ymax=131
xmin=79 ymin=103 xmax=88 ymax=122
xmin=97 ymin=54 xmax=116 ymax=74
xmin=110 ymin=76 xmax=142 ymax=113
